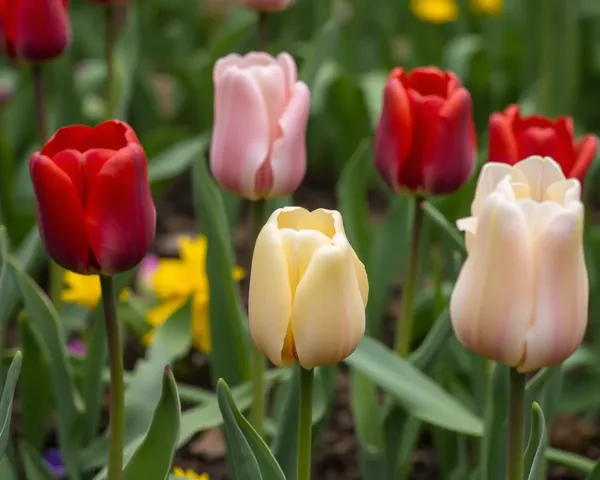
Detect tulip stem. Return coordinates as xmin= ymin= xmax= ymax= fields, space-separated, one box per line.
xmin=99 ymin=275 xmax=125 ymax=480
xmin=394 ymin=196 xmax=425 ymax=357
xmin=297 ymin=366 xmax=313 ymax=480
xmin=104 ymin=5 xmax=120 ymax=119
xmin=250 ymin=199 xmax=267 ymax=435
xmin=32 ymin=64 xmax=64 ymax=311
xmin=258 ymin=12 xmax=268 ymax=51
xmin=507 ymin=368 xmax=525 ymax=480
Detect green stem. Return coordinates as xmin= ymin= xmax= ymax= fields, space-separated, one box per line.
xmin=32 ymin=65 xmax=64 ymax=311
xmin=394 ymin=196 xmax=425 ymax=357
xmin=249 ymin=199 xmax=267 ymax=435
xmin=508 ymin=368 xmax=525 ymax=480
xmin=257 ymin=11 xmax=268 ymax=51
xmin=297 ymin=367 xmax=314 ymax=480
xmin=99 ymin=275 xmax=125 ymax=480
xmin=104 ymin=5 xmax=119 ymax=119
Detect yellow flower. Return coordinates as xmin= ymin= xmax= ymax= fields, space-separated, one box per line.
xmin=411 ymin=0 xmax=458 ymax=24
xmin=145 ymin=236 xmax=245 ymax=354
xmin=471 ymin=0 xmax=502 ymax=15
xmin=172 ymin=467 xmax=209 ymax=480
xmin=62 ymin=271 xmax=129 ymax=309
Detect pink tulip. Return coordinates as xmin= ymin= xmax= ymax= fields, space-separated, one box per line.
xmin=210 ymin=52 xmax=310 ymax=200
xmin=239 ymin=0 xmax=294 ymax=11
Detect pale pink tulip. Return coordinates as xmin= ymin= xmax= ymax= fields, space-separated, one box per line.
xmin=450 ymin=156 xmax=588 ymax=372
xmin=210 ymin=52 xmax=310 ymax=200
xmin=239 ymin=0 xmax=294 ymax=11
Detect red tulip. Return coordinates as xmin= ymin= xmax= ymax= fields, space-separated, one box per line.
xmin=29 ymin=121 xmax=156 ymax=275
xmin=488 ymin=104 xmax=597 ymax=182
xmin=374 ymin=67 xmax=476 ymax=195
xmin=0 ymin=0 xmax=71 ymax=62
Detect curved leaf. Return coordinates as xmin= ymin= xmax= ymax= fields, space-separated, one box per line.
xmin=0 ymin=353 xmax=21 ymax=458
xmin=524 ymin=402 xmax=547 ymax=480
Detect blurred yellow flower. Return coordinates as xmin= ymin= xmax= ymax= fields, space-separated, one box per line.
xmin=471 ymin=0 xmax=502 ymax=15
xmin=61 ymin=271 xmax=129 ymax=309
xmin=145 ymin=236 xmax=245 ymax=354
xmin=172 ymin=467 xmax=209 ymax=480
xmin=411 ymin=0 xmax=458 ymax=24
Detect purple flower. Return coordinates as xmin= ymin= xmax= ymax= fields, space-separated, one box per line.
xmin=43 ymin=449 xmax=67 ymax=477
xmin=67 ymin=339 xmax=86 ymax=357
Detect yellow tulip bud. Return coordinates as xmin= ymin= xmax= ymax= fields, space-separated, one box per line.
xmin=248 ymin=207 xmax=368 ymax=369
xmin=450 ymin=156 xmax=588 ymax=372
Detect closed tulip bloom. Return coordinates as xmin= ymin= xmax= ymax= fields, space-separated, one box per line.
xmin=375 ymin=67 xmax=476 ymax=196
xmin=450 ymin=156 xmax=588 ymax=372
xmin=239 ymin=0 xmax=294 ymax=11
xmin=210 ymin=52 xmax=310 ymax=200
xmin=249 ymin=207 xmax=368 ymax=369
xmin=488 ymin=104 xmax=597 ymax=182
xmin=0 ymin=0 xmax=71 ymax=62
xmin=29 ymin=120 xmax=156 ymax=275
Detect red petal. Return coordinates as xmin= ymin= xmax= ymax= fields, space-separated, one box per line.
xmin=404 ymin=67 xmax=448 ymax=98
xmin=503 ymin=104 xmax=520 ymax=123
xmin=516 ymin=125 xmax=558 ymax=162
xmin=552 ymin=117 xmax=577 ymax=173
xmin=374 ymin=70 xmax=413 ymax=191
xmin=421 ymin=87 xmax=475 ymax=195
xmin=42 ymin=125 xmax=92 ymax=157
xmin=82 ymin=148 xmax=116 ymax=204
xmin=571 ymin=134 xmax=597 ymax=182
xmin=51 ymin=149 xmax=84 ymax=202
xmin=488 ymin=111 xmax=519 ymax=165
xmin=29 ymin=153 xmax=90 ymax=273
xmin=85 ymin=145 xmax=155 ymax=274
xmin=85 ymin=120 xmax=136 ymax=151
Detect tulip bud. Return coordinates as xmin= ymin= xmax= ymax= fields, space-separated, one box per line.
xmin=488 ymin=104 xmax=597 ymax=183
xmin=450 ymin=156 xmax=588 ymax=372
xmin=0 ymin=0 xmax=71 ymax=62
xmin=239 ymin=0 xmax=294 ymax=12
xmin=210 ymin=52 xmax=310 ymax=200
xmin=249 ymin=207 xmax=368 ymax=369
xmin=29 ymin=120 xmax=156 ymax=275
xmin=374 ymin=67 xmax=476 ymax=196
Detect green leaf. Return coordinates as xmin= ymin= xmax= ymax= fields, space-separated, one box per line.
xmin=0 ymin=353 xmax=21 ymax=458
xmin=524 ymin=402 xmax=547 ymax=480
xmin=407 ymin=307 xmax=453 ymax=371
xmin=123 ymin=367 xmax=181 ymax=480
xmin=19 ymin=317 xmax=52 ymax=451
xmin=6 ymin=259 xmax=81 ymax=480
xmin=0 ymin=455 xmax=17 ymax=480
xmin=587 ymin=461 xmax=600 ymax=479
xmin=345 ymin=336 xmax=483 ymax=436
xmin=217 ymin=379 xmax=286 ymax=480
xmin=271 ymin=366 xmax=300 ymax=479
xmin=420 ymin=201 xmax=466 ymax=256
xmin=192 ymin=154 xmax=249 ymax=387
xmin=114 ymin=2 xmax=140 ymax=119
xmin=150 ymin=297 xmax=193 ymax=361
xmin=148 ymin=135 xmax=208 ymax=186
xmin=19 ymin=442 xmax=54 ymax=480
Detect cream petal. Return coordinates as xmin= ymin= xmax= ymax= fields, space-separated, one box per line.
xmin=519 ymin=203 xmax=588 ymax=372
xmin=513 ymin=156 xmax=565 ymax=202
xmin=545 ymin=178 xmax=582 ymax=205
xmin=291 ymin=243 xmax=366 ymax=369
xmin=471 ymin=163 xmax=527 ymax=216
xmin=248 ymin=224 xmax=293 ymax=366
xmin=450 ymin=192 xmax=534 ymax=367
xmin=456 ymin=216 xmax=477 ymax=253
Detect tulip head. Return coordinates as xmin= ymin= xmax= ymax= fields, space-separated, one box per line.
xmin=450 ymin=156 xmax=588 ymax=372
xmin=374 ymin=66 xmax=476 ymax=196
xmin=488 ymin=104 xmax=597 ymax=183
xmin=239 ymin=0 xmax=294 ymax=12
xmin=248 ymin=207 xmax=368 ymax=369
xmin=0 ymin=0 xmax=71 ymax=62
xmin=29 ymin=120 xmax=156 ymax=275
xmin=210 ymin=52 xmax=310 ymax=200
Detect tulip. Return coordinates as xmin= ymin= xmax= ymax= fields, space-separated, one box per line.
xmin=210 ymin=52 xmax=310 ymax=200
xmin=488 ymin=104 xmax=597 ymax=183
xmin=450 ymin=156 xmax=588 ymax=372
xmin=239 ymin=0 xmax=294 ymax=12
xmin=29 ymin=120 xmax=156 ymax=275
xmin=249 ymin=207 xmax=368 ymax=369
xmin=374 ymin=67 xmax=476 ymax=196
xmin=0 ymin=0 xmax=71 ymax=62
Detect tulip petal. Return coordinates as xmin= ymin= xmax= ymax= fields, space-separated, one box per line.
xmin=276 ymin=53 xmax=298 ymax=92
xmin=488 ymin=111 xmax=519 ymax=165
xmin=29 ymin=153 xmax=90 ymax=273
xmin=85 ymin=145 xmax=156 ymax=274
xmin=214 ymin=54 xmax=243 ymax=82
xmin=471 ymin=161 xmax=529 ymax=217
xmin=519 ymin=204 xmax=587 ymax=372
xmin=292 ymin=242 xmax=366 ymax=369
xmin=84 ymin=121 xmax=132 ymax=151
xmin=422 ymin=87 xmax=475 ymax=194
xmin=41 ymin=125 xmax=92 ymax=157
xmin=513 ymin=155 xmax=565 ymax=201
xmin=248 ymin=224 xmax=293 ymax=366
xmin=571 ymin=134 xmax=597 ymax=182
xmin=450 ymin=193 xmax=533 ymax=367
xmin=210 ymin=67 xmax=270 ymax=200
xmin=268 ymin=82 xmax=310 ymax=197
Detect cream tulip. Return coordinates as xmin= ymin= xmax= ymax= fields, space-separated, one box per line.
xmin=450 ymin=156 xmax=588 ymax=372
xmin=248 ymin=207 xmax=368 ymax=369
